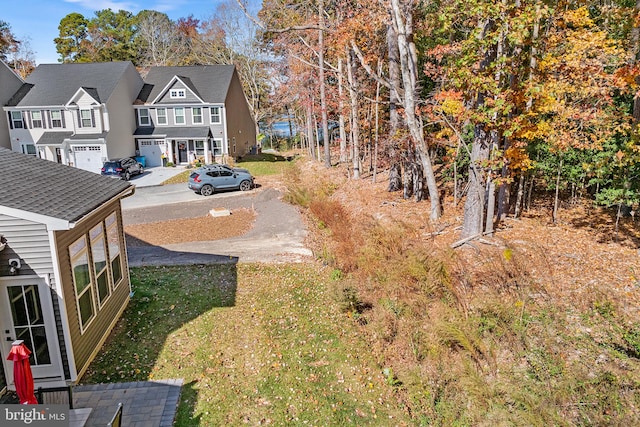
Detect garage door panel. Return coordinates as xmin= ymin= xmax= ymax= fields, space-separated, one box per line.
xmin=73 ymin=146 xmax=103 ymax=174
xmin=139 ymin=140 xmax=164 ymax=167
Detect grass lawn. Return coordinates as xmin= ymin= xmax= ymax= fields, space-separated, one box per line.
xmin=161 ymin=153 xmax=296 ymax=185
xmin=82 ymin=264 xmax=410 ymax=425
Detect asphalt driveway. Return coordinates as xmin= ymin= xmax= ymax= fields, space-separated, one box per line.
xmin=121 ymin=184 xmax=312 ymax=266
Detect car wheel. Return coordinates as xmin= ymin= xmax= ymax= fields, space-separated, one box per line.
xmin=139 ymin=167 xmax=144 ymax=175
xmin=123 ymin=171 xmax=131 ymax=181
xmin=201 ymin=184 xmax=214 ymax=196
xmin=239 ymin=180 xmax=252 ymax=191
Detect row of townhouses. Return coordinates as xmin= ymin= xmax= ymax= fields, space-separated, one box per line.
xmin=0 ymin=60 xmax=257 ymax=173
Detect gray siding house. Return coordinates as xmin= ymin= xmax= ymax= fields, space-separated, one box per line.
xmin=3 ymin=62 xmax=144 ymax=173
xmin=0 ymin=148 xmax=134 ymax=391
xmin=133 ymin=65 xmax=256 ymax=166
xmin=0 ymin=62 xmax=24 ymax=150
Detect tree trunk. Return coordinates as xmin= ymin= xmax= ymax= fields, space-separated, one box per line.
xmin=553 ymin=156 xmax=563 ymax=224
xmin=389 ymin=163 xmax=402 ymax=191
xmin=462 ymin=123 xmax=491 ymax=238
xmin=514 ymin=174 xmax=525 ymax=218
xmin=390 ymin=0 xmax=440 ymax=219
xmin=338 ymin=58 xmax=348 ymax=163
xmin=386 ymin=21 xmax=402 ymax=192
xmin=347 ymin=49 xmax=360 ymax=179
xmin=318 ymin=0 xmax=331 ymax=167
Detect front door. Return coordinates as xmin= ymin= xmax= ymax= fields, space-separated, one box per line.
xmin=177 ymin=140 xmax=188 ymax=163
xmin=0 ymin=278 xmax=63 ymax=386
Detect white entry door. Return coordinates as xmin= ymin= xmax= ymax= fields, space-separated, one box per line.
xmin=0 ymin=278 xmax=63 ymax=386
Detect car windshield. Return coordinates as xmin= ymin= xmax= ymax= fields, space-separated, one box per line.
xmin=103 ymin=162 xmax=120 ymax=168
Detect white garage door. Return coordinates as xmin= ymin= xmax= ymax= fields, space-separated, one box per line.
xmin=138 ymin=140 xmax=165 ymax=167
xmin=73 ymin=146 xmax=104 ymax=173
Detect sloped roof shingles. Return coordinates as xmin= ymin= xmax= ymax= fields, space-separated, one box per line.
xmin=137 ymin=65 xmax=235 ymax=104
xmin=9 ymin=62 xmax=134 ymax=107
xmin=0 ymin=148 xmax=132 ymax=223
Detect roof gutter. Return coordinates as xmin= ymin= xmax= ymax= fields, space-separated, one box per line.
xmin=67 ymin=185 xmax=136 ymax=230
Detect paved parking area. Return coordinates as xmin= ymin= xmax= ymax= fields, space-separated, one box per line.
xmin=129 ymin=166 xmax=186 ymax=187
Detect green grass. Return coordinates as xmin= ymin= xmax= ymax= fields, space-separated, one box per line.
xmin=82 ymin=264 xmax=410 ymax=426
xmin=160 ymin=153 xmax=296 ymax=185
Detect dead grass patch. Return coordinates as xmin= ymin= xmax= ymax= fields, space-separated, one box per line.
xmin=124 ymin=208 xmax=256 ymax=245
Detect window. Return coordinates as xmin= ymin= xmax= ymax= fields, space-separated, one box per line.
xmin=156 ymin=108 xmax=167 ymax=125
xmin=11 ymin=111 xmax=23 ymax=128
xmin=170 ymin=89 xmax=186 ymax=98
xmin=70 ymin=236 xmax=95 ymax=330
xmin=80 ymin=109 xmax=93 ymax=127
xmin=31 ymin=111 xmax=42 ymax=128
xmin=22 ymin=144 xmax=36 ymax=155
xmin=195 ymin=140 xmax=204 ymax=156
xmin=174 ymin=107 xmax=185 ymax=125
xmin=211 ymin=139 xmax=221 ymax=155
xmin=192 ymin=107 xmax=203 ymax=124
xmin=106 ymin=213 xmax=123 ymax=286
xmin=138 ymin=108 xmax=150 ymax=126
xmin=210 ymin=107 xmax=220 ymax=123
xmin=51 ymin=110 xmax=63 ymax=128
xmin=90 ymin=223 xmax=110 ymax=307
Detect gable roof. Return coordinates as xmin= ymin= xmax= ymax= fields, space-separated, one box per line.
xmin=0 ymin=148 xmax=133 ymax=228
xmin=7 ymin=62 xmax=135 ymax=107
xmin=137 ymin=65 xmax=236 ymax=104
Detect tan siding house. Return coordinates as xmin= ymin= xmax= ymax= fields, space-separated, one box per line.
xmin=0 ymin=148 xmax=134 ymax=390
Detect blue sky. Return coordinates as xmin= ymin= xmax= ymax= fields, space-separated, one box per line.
xmin=3 ymin=0 xmax=234 ymax=64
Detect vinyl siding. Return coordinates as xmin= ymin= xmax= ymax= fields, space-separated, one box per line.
xmin=157 ymin=81 xmax=201 ymax=104
xmin=0 ymin=214 xmax=53 ymax=277
xmin=224 ymin=70 xmax=256 ymax=158
xmin=54 ymin=198 xmax=130 ymax=378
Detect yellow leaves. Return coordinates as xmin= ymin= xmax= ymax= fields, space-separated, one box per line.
xmin=562 ymin=7 xmax=595 ymax=29
xmin=504 ymin=146 xmax=533 ymax=173
xmin=435 ymin=90 xmax=465 ymax=117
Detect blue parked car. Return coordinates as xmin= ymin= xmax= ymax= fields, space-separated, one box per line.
xmin=188 ymin=164 xmax=254 ymax=196
xmin=101 ymin=157 xmax=144 ymax=180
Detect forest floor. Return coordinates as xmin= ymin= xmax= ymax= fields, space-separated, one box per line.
xmin=312 ymin=160 xmax=640 ymax=319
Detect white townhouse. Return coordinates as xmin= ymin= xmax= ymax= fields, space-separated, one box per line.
xmin=133 ymin=65 xmax=256 ymax=166
xmin=3 ymin=62 xmax=144 ymax=173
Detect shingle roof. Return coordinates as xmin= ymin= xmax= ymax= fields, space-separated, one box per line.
xmin=10 ymin=62 xmax=134 ymax=107
xmin=0 ymin=148 xmax=132 ymax=223
xmin=138 ymin=65 xmax=235 ymax=104
xmin=36 ymin=131 xmax=74 ymax=145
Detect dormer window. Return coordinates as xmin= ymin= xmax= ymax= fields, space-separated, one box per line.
xmin=170 ymin=89 xmax=186 ymax=99
xmin=138 ymin=108 xmax=150 ymax=126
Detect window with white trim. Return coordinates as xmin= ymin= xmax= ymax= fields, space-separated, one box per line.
xmin=139 ymin=108 xmax=150 ymax=126
xmin=90 ymin=223 xmax=110 ymax=307
xmin=195 ymin=140 xmax=204 ymax=156
xmin=174 ymin=107 xmax=185 ymax=125
xmin=156 ymin=108 xmax=167 ymax=125
xmin=80 ymin=109 xmax=93 ymax=127
xmin=11 ymin=111 xmax=23 ymax=128
xmin=106 ymin=212 xmax=123 ymax=287
xmin=51 ymin=110 xmax=63 ymax=128
xmin=192 ymin=107 xmax=203 ymax=124
xmin=22 ymin=144 xmax=36 ymax=155
xmin=170 ymin=89 xmax=186 ymax=98
xmin=210 ymin=107 xmax=220 ymax=123
xmin=70 ymin=236 xmax=95 ymax=330
xmin=31 ymin=111 xmax=42 ymax=128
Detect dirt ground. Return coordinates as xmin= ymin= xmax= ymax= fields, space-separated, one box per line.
xmin=125 ymin=208 xmax=257 ymax=246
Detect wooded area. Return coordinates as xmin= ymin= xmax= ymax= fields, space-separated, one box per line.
xmin=2 ymin=0 xmax=640 ymax=237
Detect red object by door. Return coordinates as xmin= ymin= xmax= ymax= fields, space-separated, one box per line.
xmin=6 ymin=341 xmax=38 ymax=404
